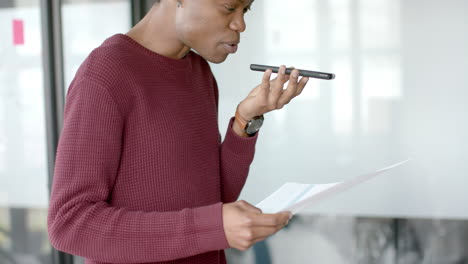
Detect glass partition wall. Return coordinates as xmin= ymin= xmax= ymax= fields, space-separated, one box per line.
xmin=0 ymin=1 xmax=51 ymax=263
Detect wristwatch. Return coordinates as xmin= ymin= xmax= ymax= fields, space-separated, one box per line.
xmin=235 ymin=107 xmax=264 ymax=136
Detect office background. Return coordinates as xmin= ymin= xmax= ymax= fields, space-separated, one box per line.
xmin=0 ymin=0 xmax=467 ymax=263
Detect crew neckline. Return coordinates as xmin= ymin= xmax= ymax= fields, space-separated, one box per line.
xmin=113 ymin=33 xmax=193 ymax=70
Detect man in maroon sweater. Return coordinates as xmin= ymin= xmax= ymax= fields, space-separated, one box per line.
xmin=48 ymin=0 xmax=309 ymax=263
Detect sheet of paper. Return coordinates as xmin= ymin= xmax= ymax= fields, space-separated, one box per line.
xmin=256 ymin=160 xmax=409 ymax=214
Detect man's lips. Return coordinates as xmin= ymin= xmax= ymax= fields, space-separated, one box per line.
xmin=223 ymin=42 xmax=239 ymax=54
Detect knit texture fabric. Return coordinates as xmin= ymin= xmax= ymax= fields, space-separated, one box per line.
xmin=48 ymin=34 xmax=258 ymax=264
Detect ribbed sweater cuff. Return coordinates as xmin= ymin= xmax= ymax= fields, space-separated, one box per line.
xmin=223 ymin=117 xmax=258 ymax=156
xmin=194 ymin=202 xmax=229 ymax=252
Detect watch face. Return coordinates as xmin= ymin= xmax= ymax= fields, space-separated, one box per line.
xmin=246 ymin=118 xmax=264 ymax=135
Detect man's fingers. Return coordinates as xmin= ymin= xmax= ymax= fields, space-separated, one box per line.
xmin=250 ymin=216 xmax=291 ymax=243
xmin=251 ymin=212 xmax=290 ymax=227
xmin=251 ymin=65 xmax=309 ymax=113
xmin=295 ymin=77 xmax=309 ymax=96
xmin=268 ymin=65 xmax=288 ymax=106
xmin=277 ymin=69 xmax=301 ymax=107
xmin=263 ymin=69 xmax=272 ymax=84
xmin=251 ymin=226 xmax=282 ymax=240
xmin=276 ymin=65 xmax=290 ymax=85
xmin=259 ymin=69 xmax=272 ymax=96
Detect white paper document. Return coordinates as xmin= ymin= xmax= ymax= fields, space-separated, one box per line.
xmin=256 ymin=160 xmax=409 ymax=214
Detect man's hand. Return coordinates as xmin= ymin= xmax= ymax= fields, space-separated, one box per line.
xmin=222 ymin=200 xmax=292 ymax=251
xmin=237 ymin=65 xmax=309 ymax=120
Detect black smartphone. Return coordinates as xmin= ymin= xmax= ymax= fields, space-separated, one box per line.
xmin=250 ymin=64 xmax=335 ymax=80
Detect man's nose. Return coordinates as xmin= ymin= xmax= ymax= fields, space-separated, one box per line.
xmin=230 ymin=14 xmax=246 ymax=33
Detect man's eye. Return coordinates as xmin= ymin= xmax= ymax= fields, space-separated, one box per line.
xmin=225 ymin=5 xmax=235 ymax=12
xmin=243 ymin=7 xmax=251 ymax=13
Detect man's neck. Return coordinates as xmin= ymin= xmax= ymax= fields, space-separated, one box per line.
xmin=126 ymin=5 xmax=190 ymax=60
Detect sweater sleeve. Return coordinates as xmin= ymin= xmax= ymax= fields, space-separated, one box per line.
xmin=220 ymin=118 xmax=259 ymax=203
xmin=212 ymin=79 xmax=259 ymax=203
xmin=48 ymin=79 xmax=229 ymax=263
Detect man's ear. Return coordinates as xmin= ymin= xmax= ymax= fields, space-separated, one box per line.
xmin=177 ymin=0 xmax=185 ymax=7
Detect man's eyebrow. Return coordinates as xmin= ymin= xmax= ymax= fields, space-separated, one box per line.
xmin=237 ymin=0 xmax=254 ymax=5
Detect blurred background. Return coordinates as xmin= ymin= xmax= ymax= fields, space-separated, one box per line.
xmin=0 ymin=0 xmax=467 ymax=263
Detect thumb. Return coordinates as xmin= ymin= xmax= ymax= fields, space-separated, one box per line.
xmin=238 ymin=200 xmax=263 ymax=214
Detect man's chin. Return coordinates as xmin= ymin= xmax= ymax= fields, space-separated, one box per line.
xmin=208 ymin=57 xmax=228 ymax=64
xmin=192 ymin=47 xmax=230 ymax=63
xmin=201 ymin=53 xmax=229 ymax=64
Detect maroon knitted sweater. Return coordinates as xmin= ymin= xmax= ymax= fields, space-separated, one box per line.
xmin=48 ymin=34 xmax=258 ymax=264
